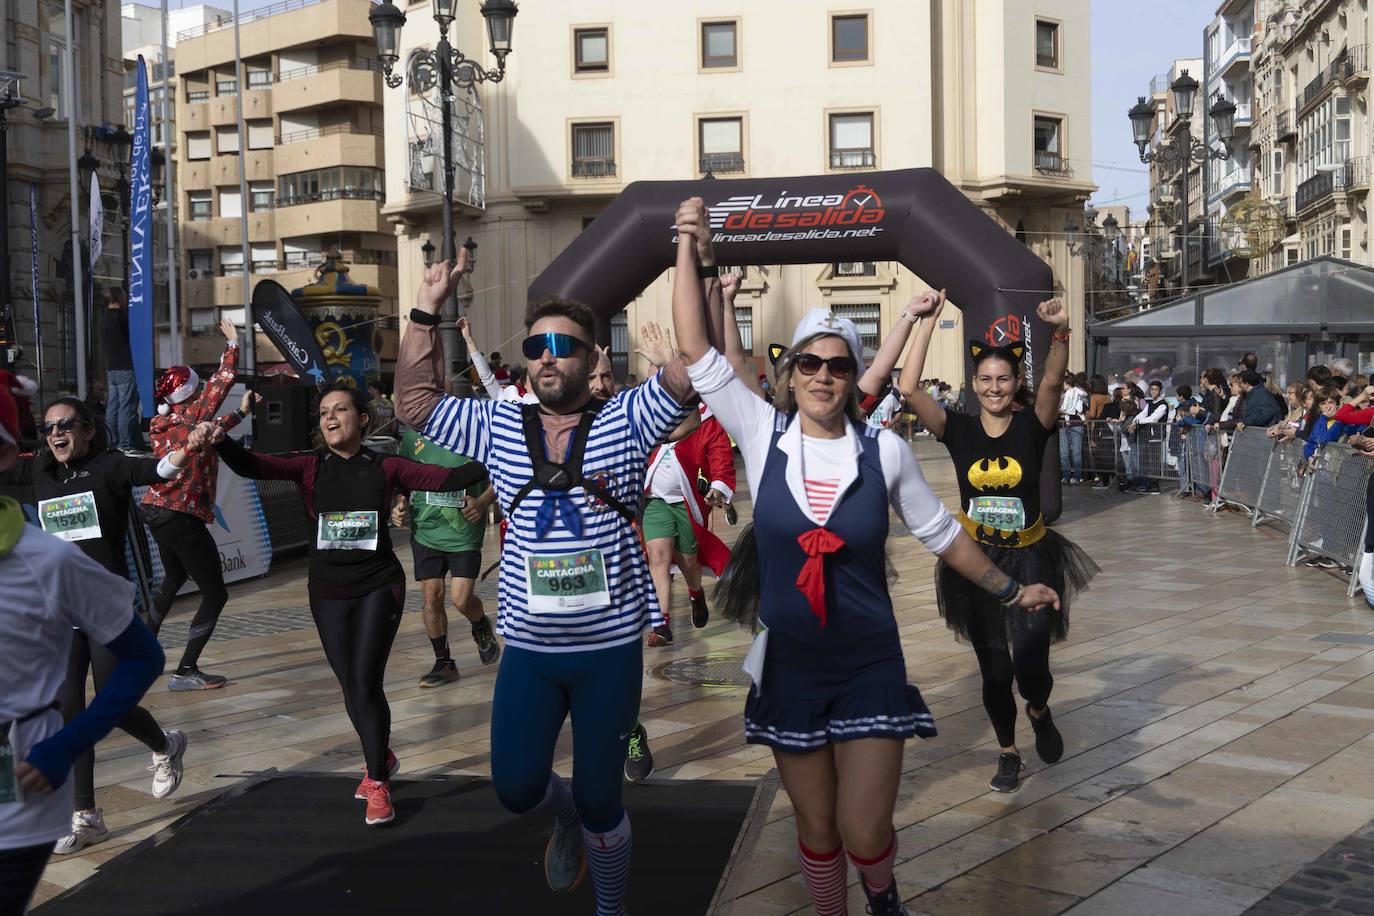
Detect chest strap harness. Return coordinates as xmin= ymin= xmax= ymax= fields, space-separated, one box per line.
xmin=508 ymin=402 xmax=636 ymax=539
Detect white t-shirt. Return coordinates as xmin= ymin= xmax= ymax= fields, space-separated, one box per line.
xmin=646 ymin=443 xmax=687 ymax=504
xmin=0 ymin=526 xmax=135 ymax=850
xmin=799 ymin=434 xmax=852 ymax=524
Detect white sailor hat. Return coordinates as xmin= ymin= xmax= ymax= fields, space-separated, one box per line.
xmin=789 ymin=308 xmax=866 ymax=373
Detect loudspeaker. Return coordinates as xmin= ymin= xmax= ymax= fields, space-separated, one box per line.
xmin=253 ymin=385 xmax=315 ymax=453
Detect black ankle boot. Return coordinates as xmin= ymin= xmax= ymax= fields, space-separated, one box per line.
xmin=862 ymin=881 xmax=910 ymax=916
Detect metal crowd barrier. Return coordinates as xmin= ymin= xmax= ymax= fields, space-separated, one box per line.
xmin=1070 ymin=420 xmax=1180 ymax=488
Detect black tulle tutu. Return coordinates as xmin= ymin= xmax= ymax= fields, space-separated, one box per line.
xmin=935 ymin=528 xmax=1098 ymax=649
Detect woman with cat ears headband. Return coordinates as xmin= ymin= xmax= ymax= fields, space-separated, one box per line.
xmin=898 ymin=291 xmax=1098 ymax=795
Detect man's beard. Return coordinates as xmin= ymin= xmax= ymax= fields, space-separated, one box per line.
xmin=534 ymin=366 xmax=588 ymax=411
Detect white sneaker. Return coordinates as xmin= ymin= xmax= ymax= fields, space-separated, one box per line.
xmin=52 ymin=808 xmax=108 ymax=855
xmin=149 ymin=729 xmax=187 ymax=799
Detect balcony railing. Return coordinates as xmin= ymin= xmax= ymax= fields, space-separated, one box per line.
xmin=1296 ymin=168 xmax=1347 ymax=212
xmin=176 ymin=0 xmax=325 ymax=40
xmin=830 ymin=148 xmax=876 ymax=169
xmin=1302 ymin=69 xmax=1330 ymax=109
xmin=275 ymin=58 xmax=383 ymax=83
xmin=571 ymin=157 xmax=617 ymax=178
xmin=1277 ymin=110 xmax=1296 ymax=141
xmin=1033 ymin=151 xmax=1074 ymax=176
xmin=1215 ymin=169 xmax=1252 ymax=201
xmin=700 ymin=152 xmax=745 ymax=174
xmin=1217 ymin=36 xmax=1252 ymax=75
xmin=278 ymin=123 xmax=385 ymax=145
xmin=276 ymin=187 xmax=385 ymax=207
xmin=281 ymin=248 xmax=397 ymax=268
xmin=186 ymin=90 xmax=209 ymax=103
xmin=1332 ymin=44 xmax=1369 ymax=84
xmin=1232 ymin=102 xmax=1253 ymax=128
xmin=1346 ymin=156 xmax=1370 ymax=192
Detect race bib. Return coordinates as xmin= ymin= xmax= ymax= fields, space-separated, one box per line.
xmin=967 ymin=496 xmax=1026 ymax=531
xmin=422 ymin=491 xmax=465 ymax=509
xmin=525 ymin=548 xmax=611 ymax=613
xmin=0 ymin=735 xmax=19 ymax=805
xmin=38 ymin=491 xmax=101 ymax=541
xmin=317 ymin=511 xmax=379 ymax=551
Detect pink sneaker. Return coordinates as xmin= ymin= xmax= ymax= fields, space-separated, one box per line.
xmin=354 ymin=749 xmax=399 ymax=799
xmin=364 ymin=781 xmax=394 ymax=826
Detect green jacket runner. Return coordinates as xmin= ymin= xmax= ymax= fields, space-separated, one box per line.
xmin=399 ymin=427 xmax=487 ymax=554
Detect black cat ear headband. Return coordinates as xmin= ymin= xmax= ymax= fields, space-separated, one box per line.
xmin=968 ymin=340 xmax=1024 ymax=365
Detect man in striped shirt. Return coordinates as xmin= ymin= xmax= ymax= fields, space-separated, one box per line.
xmin=395 ymin=256 xmax=696 ymax=916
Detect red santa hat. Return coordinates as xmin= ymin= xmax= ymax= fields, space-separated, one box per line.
xmin=154 ymin=366 xmax=200 ymax=415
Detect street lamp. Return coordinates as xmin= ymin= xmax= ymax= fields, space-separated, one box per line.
xmin=1127 ymin=68 xmax=1235 ymax=294
xmin=421 ymin=237 xmax=436 ymax=268
xmin=372 ymin=0 xmax=518 ymax=390
xmin=462 ymin=236 xmax=477 ymax=274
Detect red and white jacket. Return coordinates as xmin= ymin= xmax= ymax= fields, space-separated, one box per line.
xmin=644 ymin=411 xmax=736 ymax=576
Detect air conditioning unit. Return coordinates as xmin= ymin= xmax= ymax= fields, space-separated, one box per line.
xmin=188 ymin=269 xmax=199 ymax=279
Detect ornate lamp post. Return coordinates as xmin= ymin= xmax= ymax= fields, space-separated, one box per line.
xmin=1128 ymin=70 xmax=1236 ymax=293
xmin=371 ymin=0 xmax=516 ymax=389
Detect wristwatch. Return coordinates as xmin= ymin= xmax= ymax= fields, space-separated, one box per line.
xmin=697 ymin=264 xmax=719 ymax=279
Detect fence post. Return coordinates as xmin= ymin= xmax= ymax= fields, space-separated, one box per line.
xmin=1351 ymin=517 xmax=1368 ymax=600
xmin=1251 ymin=437 xmax=1278 ymax=528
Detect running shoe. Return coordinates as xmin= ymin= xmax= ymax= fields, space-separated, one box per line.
xmin=646 ymin=624 xmax=674 ymax=647
xmin=168 ymin=667 xmax=227 ymax=691
xmin=52 ymin=808 xmax=108 ymax=855
xmin=544 ymin=818 xmax=588 ymax=893
xmin=149 ymin=729 xmax=187 ymax=799
xmin=989 ymin=753 xmax=1024 ymax=793
xmin=471 ymin=615 xmax=501 ymax=665
xmin=862 ymin=881 xmax=911 ymax=916
xmin=1026 ymin=704 xmax=1064 ymax=764
xmin=690 ymin=590 xmax=709 ymax=629
xmin=624 ymin=723 xmax=654 ymax=783
xmin=355 ymin=749 xmax=400 ymax=799
xmin=420 ymin=657 xmax=459 ymax=688
xmin=364 ymin=781 xmax=395 ymax=826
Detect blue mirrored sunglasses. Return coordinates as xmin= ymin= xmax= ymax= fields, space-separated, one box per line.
xmin=522 ymin=332 xmax=589 ymax=360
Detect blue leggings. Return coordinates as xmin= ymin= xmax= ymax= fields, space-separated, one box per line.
xmin=490 ymin=640 xmax=643 ymax=833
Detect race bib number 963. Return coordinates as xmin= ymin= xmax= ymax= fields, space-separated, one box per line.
xmin=317 ymin=511 xmax=380 ymax=551
xmin=525 ymin=549 xmax=611 ymax=613
xmin=38 ymin=491 xmax=101 ymax=541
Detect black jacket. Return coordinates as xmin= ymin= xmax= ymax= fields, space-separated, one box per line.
xmin=0 ymin=448 xmax=166 ymax=574
xmin=1241 ymin=386 xmax=1283 ymax=428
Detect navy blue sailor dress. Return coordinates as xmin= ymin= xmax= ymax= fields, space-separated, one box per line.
xmin=744 ymin=416 xmax=937 ymax=752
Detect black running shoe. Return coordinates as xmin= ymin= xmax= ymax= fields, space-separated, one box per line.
xmin=1026 ymin=704 xmax=1064 ymax=764
xmin=624 ymin=723 xmax=654 ymax=783
xmin=862 ymin=881 xmax=910 ymax=916
xmin=471 ymin=615 xmax=501 ymax=665
xmin=990 ymin=753 xmax=1024 ymax=793
xmin=646 ymin=624 xmax=673 ymax=647
xmin=419 ymin=657 xmax=459 ymax=688
xmin=690 ymin=591 xmax=709 ymax=629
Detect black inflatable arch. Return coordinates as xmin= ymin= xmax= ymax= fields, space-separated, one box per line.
xmin=527 ymin=168 xmax=1062 ymax=519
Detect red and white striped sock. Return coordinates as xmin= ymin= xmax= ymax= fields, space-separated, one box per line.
xmin=798 ymin=838 xmax=848 ymax=916
xmin=848 ymin=831 xmax=897 ymax=896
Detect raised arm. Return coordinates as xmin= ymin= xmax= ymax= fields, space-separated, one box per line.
xmin=719 ymin=273 xmax=767 ymax=399
xmin=211 ymin=432 xmax=311 ymax=481
xmin=383 ymin=454 xmax=488 ymax=493
xmin=395 ymin=251 xmax=469 ymax=430
xmin=111 ymin=449 xmax=187 ymax=489
xmin=859 ymin=295 xmax=929 ymax=398
xmin=1032 ymin=298 xmax=1071 ymax=430
xmin=460 ymin=317 xmax=505 ymax=401
xmin=895 ymin=290 xmax=949 ymax=439
xmin=189 ymin=321 xmax=242 ymax=423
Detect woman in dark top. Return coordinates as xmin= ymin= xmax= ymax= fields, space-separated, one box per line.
xmin=201 ymin=384 xmax=487 ymax=827
xmin=0 ymin=397 xmax=197 ymax=853
xmin=899 ymin=295 xmax=1098 ymax=793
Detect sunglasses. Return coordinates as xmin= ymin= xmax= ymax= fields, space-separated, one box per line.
xmin=521 ymin=332 xmax=590 ymax=361
xmin=42 ymin=417 xmax=82 ymax=437
xmin=791 ymin=353 xmax=857 ymax=379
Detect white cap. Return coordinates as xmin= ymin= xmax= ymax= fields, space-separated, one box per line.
xmin=789 ymin=308 xmax=866 ymax=373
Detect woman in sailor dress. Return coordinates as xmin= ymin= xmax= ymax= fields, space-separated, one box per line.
xmin=669 ymin=197 xmax=1060 ymax=916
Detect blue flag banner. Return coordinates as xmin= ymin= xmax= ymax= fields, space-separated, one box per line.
xmin=128 ymin=56 xmax=156 ymax=417
xmin=251 ymin=280 xmax=331 ymax=386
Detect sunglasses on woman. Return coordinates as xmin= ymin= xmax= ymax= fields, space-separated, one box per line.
xmin=791 ymin=353 xmax=857 ymax=379
xmin=41 ymin=417 xmax=83 ymax=437
xmin=521 ymin=332 xmax=590 ymax=361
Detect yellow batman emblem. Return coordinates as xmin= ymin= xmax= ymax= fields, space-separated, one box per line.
xmin=967 ymin=456 xmax=1022 ymax=491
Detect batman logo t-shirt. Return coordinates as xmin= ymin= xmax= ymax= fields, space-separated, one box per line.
xmin=938 ymin=409 xmax=1054 ymax=531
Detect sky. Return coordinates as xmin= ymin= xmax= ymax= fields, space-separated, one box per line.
xmin=1089 ymin=0 xmax=1216 ymax=222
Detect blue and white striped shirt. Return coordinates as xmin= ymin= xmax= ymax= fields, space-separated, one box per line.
xmin=424 ymin=376 xmax=689 ymax=653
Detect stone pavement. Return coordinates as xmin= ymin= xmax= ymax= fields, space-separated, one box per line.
xmin=30 ymin=439 xmax=1374 ymax=915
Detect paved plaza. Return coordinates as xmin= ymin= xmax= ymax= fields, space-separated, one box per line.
xmin=30 ymin=440 xmax=1374 ymax=915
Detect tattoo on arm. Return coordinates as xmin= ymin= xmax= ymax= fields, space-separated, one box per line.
xmin=977 ymin=563 xmax=1012 ymax=597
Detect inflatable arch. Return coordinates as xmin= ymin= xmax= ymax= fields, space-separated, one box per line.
xmin=527 ymin=167 xmax=1063 ymax=519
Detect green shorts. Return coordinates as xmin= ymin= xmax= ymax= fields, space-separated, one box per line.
xmin=642 ymin=498 xmax=698 ymax=554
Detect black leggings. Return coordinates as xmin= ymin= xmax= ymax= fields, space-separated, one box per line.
xmin=310 ymin=583 xmax=404 ymax=781
xmin=0 ymin=842 xmax=55 ymax=916
xmin=61 ymin=631 xmax=168 ymax=811
xmin=969 ymin=624 xmax=1054 ymax=749
xmin=148 ymin=510 xmax=229 ymax=670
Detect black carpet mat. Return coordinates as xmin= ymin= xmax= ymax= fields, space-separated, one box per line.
xmin=36 ymin=775 xmax=763 ymax=916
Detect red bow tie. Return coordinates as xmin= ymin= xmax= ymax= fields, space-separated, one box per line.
xmin=795 ymin=528 xmax=845 ymax=626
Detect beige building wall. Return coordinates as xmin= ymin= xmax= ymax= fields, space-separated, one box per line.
xmin=384 ymin=0 xmax=1094 ymax=388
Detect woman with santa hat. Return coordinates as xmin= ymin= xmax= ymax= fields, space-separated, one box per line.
xmin=142 ymin=318 xmax=259 ymax=690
